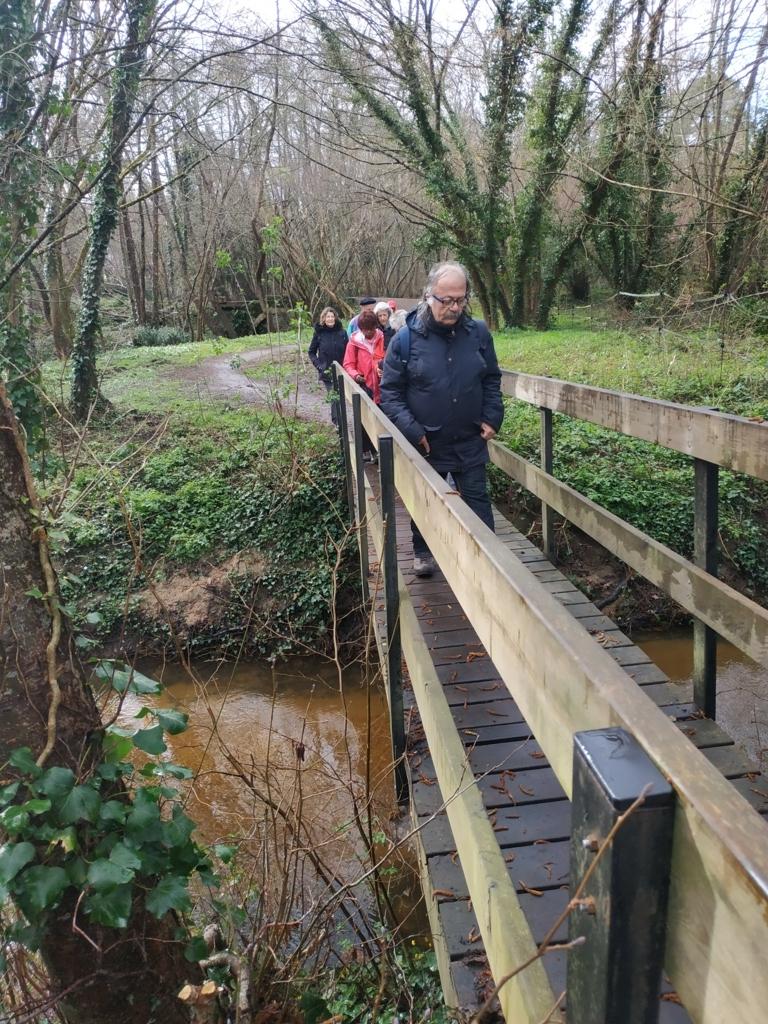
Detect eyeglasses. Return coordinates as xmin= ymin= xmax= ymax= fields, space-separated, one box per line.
xmin=431 ymin=294 xmax=468 ymax=309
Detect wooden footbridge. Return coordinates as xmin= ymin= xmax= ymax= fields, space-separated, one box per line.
xmin=335 ymin=365 xmax=768 ymax=1024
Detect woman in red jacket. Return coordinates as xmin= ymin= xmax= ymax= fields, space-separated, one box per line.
xmin=343 ymin=309 xmax=384 ymax=460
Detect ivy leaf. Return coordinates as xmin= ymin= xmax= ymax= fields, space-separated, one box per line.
xmin=9 ymin=748 xmax=42 ymax=778
xmin=213 ymin=844 xmax=236 ymax=865
xmin=85 ymin=883 xmax=133 ymax=929
xmin=0 ymin=806 xmax=30 ymax=834
xmin=155 ymin=709 xmax=189 ymax=736
xmin=126 ymin=791 xmax=162 ymax=843
xmin=48 ymin=827 xmax=78 ymax=854
xmin=109 ymin=842 xmax=142 ymax=872
xmin=15 ymin=865 xmax=69 ymax=913
xmin=87 ymin=859 xmax=134 ymax=891
xmin=145 ymin=875 xmax=191 ymax=918
xmin=184 ymin=935 xmax=209 ymax=962
xmin=132 ymin=725 xmax=166 ymax=755
xmin=0 ymin=842 xmax=36 ymax=884
xmin=162 ymin=807 xmax=195 ymax=848
xmin=103 ymin=729 xmax=134 ymax=763
xmin=58 ymin=784 xmax=101 ymax=825
xmin=0 ymin=783 xmax=20 ymax=807
xmin=35 ymin=767 xmax=75 ymax=801
xmin=99 ymin=800 xmax=128 ymax=825
xmin=95 ymin=663 xmax=161 ymax=695
xmin=21 ymin=799 xmax=51 ymax=816
xmin=65 ymin=857 xmax=87 ymax=886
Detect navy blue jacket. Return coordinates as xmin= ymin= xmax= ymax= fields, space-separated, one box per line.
xmin=308 ymin=322 xmax=348 ymax=375
xmin=380 ymin=310 xmax=504 ymax=471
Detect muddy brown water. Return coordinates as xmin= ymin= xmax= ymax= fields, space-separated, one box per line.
xmin=636 ymin=630 xmax=768 ymax=767
xmin=115 ymin=656 xmax=426 ymax=935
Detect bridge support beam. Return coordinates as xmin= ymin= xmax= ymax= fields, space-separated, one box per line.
xmin=567 ymin=728 xmax=674 ymax=1024
xmin=379 ymin=435 xmax=408 ymax=804
xmin=693 ymin=457 xmax=719 ymax=719
xmin=351 ymin=392 xmax=369 ymax=604
xmin=336 ymin=374 xmax=356 ymax=523
xmin=540 ymin=407 xmax=554 ymax=559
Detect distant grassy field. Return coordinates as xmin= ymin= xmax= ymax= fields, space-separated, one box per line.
xmin=493 ymin=319 xmax=768 ymax=417
xmin=42 ymin=331 xmax=295 ymax=415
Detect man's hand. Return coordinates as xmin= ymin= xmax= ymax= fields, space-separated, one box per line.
xmin=418 ymin=435 xmax=431 ymax=454
xmin=356 ymin=374 xmax=365 ymax=385
xmin=480 ymin=422 xmax=496 ymax=441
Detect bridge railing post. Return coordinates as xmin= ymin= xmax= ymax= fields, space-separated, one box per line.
xmin=567 ymin=728 xmax=674 ymax=1024
xmin=336 ymin=373 xmax=356 ymax=523
xmin=693 ymin=457 xmax=719 ymax=718
xmin=331 ymin=363 xmax=342 ymax=441
xmin=351 ymin=392 xmax=369 ymax=604
xmin=540 ymin=406 xmax=554 ymax=559
xmin=379 ymin=435 xmax=408 ymax=804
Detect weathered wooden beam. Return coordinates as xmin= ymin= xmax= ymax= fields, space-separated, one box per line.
xmin=341 ymin=377 xmax=768 ymax=1024
xmin=501 ymin=371 xmax=768 ymax=480
xmin=568 ymin=728 xmax=675 ymax=1024
xmin=693 ymin=458 xmax=719 ymax=718
xmin=540 ymin=407 xmax=554 ymax=560
xmin=336 ymin=373 xmax=356 ymax=522
xmin=488 ymin=441 xmax=768 ymax=669
xmin=351 ymin=392 xmax=369 ymax=604
xmin=364 ymin=495 xmax=558 ymax=1023
xmin=379 ymin=436 xmax=408 ymax=804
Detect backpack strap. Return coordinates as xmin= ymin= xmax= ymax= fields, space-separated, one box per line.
xmin=400 ymin=324 xmax=411 ymax=365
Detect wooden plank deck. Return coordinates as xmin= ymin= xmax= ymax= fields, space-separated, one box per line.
xmin=367 ymin=485 xmax=767 ymax=1022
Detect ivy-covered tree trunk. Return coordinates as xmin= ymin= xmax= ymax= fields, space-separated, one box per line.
xmin=0 ymin=0 xmax=43 ymax=435
xmin=0 ymin=384 xmax=197 ymax=1023
xmin=71 ymin=0 xmax=155 ymax=421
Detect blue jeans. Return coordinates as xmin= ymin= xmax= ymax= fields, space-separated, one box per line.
xmin=411 ymin=463 xmax=495 ymax=556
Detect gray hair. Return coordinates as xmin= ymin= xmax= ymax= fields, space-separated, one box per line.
xmin=417 ymin=261 xmax=471 ymax=320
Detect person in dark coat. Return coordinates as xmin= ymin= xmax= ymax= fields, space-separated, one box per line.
xmin=308 ymin=307 xmax=348 ymax=425
xmin=379 ymin=261 xmax=504 ymax=576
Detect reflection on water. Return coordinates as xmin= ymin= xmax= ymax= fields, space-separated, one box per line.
xmin=111 ymin=656 xmax=426 ymax=937
xmin=636 ymin=630 xmax=768 ymax=767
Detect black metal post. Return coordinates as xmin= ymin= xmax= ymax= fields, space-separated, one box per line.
xmin=693 ymin=458 xmax=719 ymax=718
xmin=351 ymin=392 xmax=369 ymax=603
xmin=379 ymin=436 xmax=408 ymax=804
xmin=540 ymin=407 xmax=554 ymax=560
xmin=336 ymin=374 xmax=356 ymax=523
xmin=568 ymin=728 xmax=675 ymax=1024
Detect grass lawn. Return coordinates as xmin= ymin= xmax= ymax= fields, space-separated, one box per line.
xmin=42 ymin=331 xmax=296 ymax=416
xmin=494 ymin=318 xmax=768 ymax=417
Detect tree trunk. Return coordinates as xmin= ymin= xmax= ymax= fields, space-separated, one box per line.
xmin=45 ymin=209 xmax=74 ymax=358
xmin=71 ymin=0 xmax=155 ymax=421
xmin=0 ymin=384 xmax=197 ymax=1023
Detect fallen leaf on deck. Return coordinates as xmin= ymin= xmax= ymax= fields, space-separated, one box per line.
xmin=518 ymin=881 xmax=544 ymax=897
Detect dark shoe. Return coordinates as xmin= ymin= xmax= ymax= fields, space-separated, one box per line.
xmin=413 ymin=555 xmax=436 ymax=578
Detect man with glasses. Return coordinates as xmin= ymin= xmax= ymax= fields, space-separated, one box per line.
xmin=380 ymin=261 xmax=504 ymax=577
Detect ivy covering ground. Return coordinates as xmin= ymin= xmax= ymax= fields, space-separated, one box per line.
xmin=54 ymin=406 xmax=353 ymax=659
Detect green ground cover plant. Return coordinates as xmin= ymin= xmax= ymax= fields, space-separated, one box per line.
xmin=55 ymin=407 xmax=352 ymax=658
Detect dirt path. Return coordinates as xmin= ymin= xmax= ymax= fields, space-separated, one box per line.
xmin=166 ymin=341 xmax=332 ymax=423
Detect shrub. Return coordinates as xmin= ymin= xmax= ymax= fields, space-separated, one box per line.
xmin=132 ymin=325 xmax=189 ymax=348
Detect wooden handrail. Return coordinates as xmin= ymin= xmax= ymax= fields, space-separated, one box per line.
xmin=338 ymin=370 xmax=768 ymax=1024
xmin=501 ymin=370 xmax=768 ymax=480
xmin=489 ymin=440 xmax=768 ymax=668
